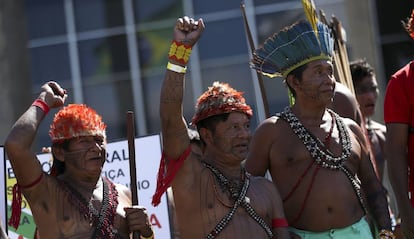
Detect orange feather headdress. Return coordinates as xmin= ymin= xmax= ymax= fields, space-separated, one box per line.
xmin=49 ymin=104 xmax=107 ymax=143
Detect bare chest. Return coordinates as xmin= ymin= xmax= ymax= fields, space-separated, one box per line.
xmin=33 ymin=179 xmax=130 ymax=239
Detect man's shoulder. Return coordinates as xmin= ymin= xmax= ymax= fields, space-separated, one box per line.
xmin=255 ymin=115 xmax=286 ymax=133
xmin=391 ymin=61 xmax=414 ymax=81
xmin=369 ymin=120 xmax=386 ymax=131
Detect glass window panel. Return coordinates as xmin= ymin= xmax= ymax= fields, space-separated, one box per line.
xmin=200 ymin=62 xmax=261 ymax=128
xmin=254 ymin=0 xmax=293 ymax=6
xmin=261 ymin=75 xmax=289 ymax=114
xmin=141 ymin=71 xmax=196 ymax=134
xmin=78 ymin=35 xmax=130 ymax=81
xmin=83 ymin=79 xmax=133 ymax=142
xmin=137 ymin=27 xmax=173 ymax=70
xmin=29 ymin=44 xmax=71 ymax=88
xmin=25 ymin=0 xmax=66 ymax=39
xmin=201 ymin=62 xmax=290 ymax=128
xmin=78 ymin=35 xmax=133 ymax=141
xmin=255 ymin=10 xmax=303 ymax=43
xmin=133 ymin=0 xmax=182 ymax=23
xmin=73 ymin=0 xmax=125 ymax=32
xmin=198 ymin=18 xmax=249 ymax=60
xmin=193 ymin=0 xmax=241 ymax=14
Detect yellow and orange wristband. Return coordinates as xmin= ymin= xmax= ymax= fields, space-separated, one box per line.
xmin=167 ymin=40 xmax=192 ymax=74
xmin=168 ymin=40 xmax=192 ymax=65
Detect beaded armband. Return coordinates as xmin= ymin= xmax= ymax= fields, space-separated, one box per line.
xmin=379 ymin=229 xmax=396 ymax=239
xmin=168 ymin=40 xmax=192 ymax=65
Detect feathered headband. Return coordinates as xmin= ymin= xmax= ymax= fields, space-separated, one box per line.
xmin=251 ymin=19 xmax=334 ymax=78
xmin=191 ymin=81 xmax=253 ymax=125
xmin=49 ymin=104 xmax=107 ymax=143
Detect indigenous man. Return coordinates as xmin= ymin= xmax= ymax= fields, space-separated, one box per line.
xmin=152 ymin=16 xmax=290 ymax=239
xmin=5 ymin=81 xmax=153 ymax=238
xmin=166 ymin=128 xmax=203 ymax=239
xmin=351 ymin=58 xmax=400 ymax=230
xmin=350 ymin=59 xmax=386 ymax=181
xmin=245 ymin=19 xmax=393 ymax=238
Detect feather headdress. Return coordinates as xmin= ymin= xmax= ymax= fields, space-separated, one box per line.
xmin=251 ymin=20 xmax=334 ymax=78
xmin=191 ymin=81 xmax=253 ymax=125
xmin=49 ymin=104 xmax=107 ymax=143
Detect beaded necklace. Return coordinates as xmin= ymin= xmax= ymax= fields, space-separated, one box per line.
xmin=57 ymin=177 xmax=121 ymax=239
xmin=278 ymin=107 xmax=367 ymax=214
xmin=278 ymin=107 xmax=351 ymax=169
xmin=202 ymin=161 xmax=273 ymax=239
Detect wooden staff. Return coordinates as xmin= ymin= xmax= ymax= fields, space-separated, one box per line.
xmin=332 ymin=16 xmax=355 ymax=95
xmin=126 ymin=111 xmax=140 ymax=239
xmin=240 ymin=2 xmax=270 ymax=118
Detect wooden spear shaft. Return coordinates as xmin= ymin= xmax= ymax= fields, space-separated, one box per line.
xmin=240 ymin=2 xmax=270 ymax=118
xmin=126 ymin=111 xmax=140 ymax=239
xmin=332 ymin=16 xmax=355 ymax=95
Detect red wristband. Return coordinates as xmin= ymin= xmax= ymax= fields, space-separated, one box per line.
xmin=272 ymin=218 xmax=288 ymax=228
xmin=32 ymin=99 xmax=50 ymax=115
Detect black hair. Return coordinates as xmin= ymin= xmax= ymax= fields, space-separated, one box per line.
xmin=51 ymin=140 xmax=71 ymax=175
xmin=285 ymin=63 xmax=308 ymax=97
xmin=350 ymin=58 xmax=375 ymax=84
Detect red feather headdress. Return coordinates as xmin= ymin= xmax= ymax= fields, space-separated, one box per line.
xmin=49 ymin=104 xmax=107 ymax=143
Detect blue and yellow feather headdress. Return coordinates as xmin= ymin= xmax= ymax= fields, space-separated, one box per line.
xmin=251 ymin=19 xmax=334 ymax=78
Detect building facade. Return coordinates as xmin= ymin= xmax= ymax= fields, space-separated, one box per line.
xmin=1 ymin=0 xmax=414 ymax=150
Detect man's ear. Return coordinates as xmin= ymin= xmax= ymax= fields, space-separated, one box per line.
xmin=286 ymin=74 xmax=300 ymax=91
xmin=51 ymin=146 xmax=65 ymax=162
xmin=199 ymin=127 xmax=213 ymax=146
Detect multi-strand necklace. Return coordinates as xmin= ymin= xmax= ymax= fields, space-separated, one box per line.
xmin=278 ymin=107 xmax=367 ymax=214
xmin=278 ymin=107 xmax=352 ymax=169
xmin=202 ymin=161 xmax=273 ymax=239
xmin=58 ymin=177 xmax=120 ymax=238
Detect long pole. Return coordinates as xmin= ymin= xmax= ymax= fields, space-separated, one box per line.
xmin=240 ymin=2 xmax=270 ymax=118
xmin=126 ymin=111 xmax=140 ymax=239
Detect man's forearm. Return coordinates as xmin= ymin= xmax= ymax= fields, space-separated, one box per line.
xmin=366 ymin=189 xmax=392 ymax=230
xmin=6 ymin=105 xmax=45 ymax=149
xmin=388 ymin=153 xmax=411 ymax=214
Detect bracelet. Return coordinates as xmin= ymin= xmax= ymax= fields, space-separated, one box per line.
xmin=32 ymin=99 xmax=50 ymax=115
xmin=167 ymin=62 xmax=187 ymax=74
xmin=168 ymin=40 xmax=192 ymax=65
xmin=140 ymin=231 xmax=154 ymax=239
xmin=379 ymin=229 xmax=396 ymax=239
xmin=272 ymin=218 xmax=288 ymax=228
